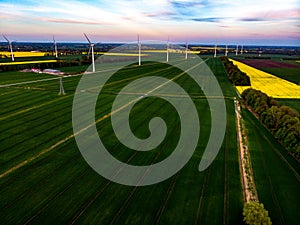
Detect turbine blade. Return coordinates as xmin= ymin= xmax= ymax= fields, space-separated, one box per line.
xmin=2 ymin=34 xmax=9 ymax=42
xmin=84 ymin=33 xmax=91 ymax=44
xmin=88 ymin=46 xmax=91 ymax=56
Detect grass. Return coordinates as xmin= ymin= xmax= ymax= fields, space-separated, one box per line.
xmin=1 ymin=56 xmax=299 ymax=225
xmin=0 ymin=71 xmax=55 ymax=85
xmin=242 ymin=108 xmax=300 ymax=225
xmin=54 ymin=65 xmax=89 ymax=74
xmin=0 ymin=60 xmax=58 ymax=66
xmin=259 ymin=67 xmax=300 ymax=85
xmin=0 ymin=57 xmax=244 ymax=224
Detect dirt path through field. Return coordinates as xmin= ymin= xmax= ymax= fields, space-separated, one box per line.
xmin=235 ymin=98 xmax=258 ymax=202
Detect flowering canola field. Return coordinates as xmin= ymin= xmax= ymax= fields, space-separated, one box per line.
xmin=229 ymin=59 xmax=300 ymax=99
xmin=0 ymin=60 xmax=57 ymax=66
xmin=0 ymin=51 xmax=47 ymax=57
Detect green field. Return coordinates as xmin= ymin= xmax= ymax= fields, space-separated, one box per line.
xmin=260 ymin=67 xmax=300 ymax=85
xmin=0 ymin=58 xmax=244 ymax=224
xmin=242 ymin=109 xmax=300 ymax=225
xmin=0 ymin=71 xmax=55 ymax=85
xmin=1 ymin=56 xmax=299 ymax=225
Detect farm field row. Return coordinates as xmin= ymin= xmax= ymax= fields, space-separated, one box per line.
xmin=0 ymin=51 xmax=47 ymax=57
xmin=258 ymin=67 xmax=300 ymax=85
xmin=235 ymin=58 xmax=300 ymax=84
xmin=230 ymin=59 xmax=300 ymax=99
xmin=0 ymin=60 xmax=59 ymax=66
xmin=0 ymin=58 xmax=243 ymax=224
xmin=242 ymin=109 xmax=300 ymax=225
xmin=0 ymin=71 xmax=55 ymax=85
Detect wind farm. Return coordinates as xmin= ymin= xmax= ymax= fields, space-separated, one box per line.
xmin=0 ymin=0 xmax=299 ymax=225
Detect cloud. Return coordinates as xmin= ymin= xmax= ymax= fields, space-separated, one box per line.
xmin=240 ymin=18 xmax=267 ymax=22
xmin=239 ymin=8 xmax=300 ymax=22
xmin=0 ymin=0 xmax=299 ymax=44
xmin=143 ymin=11 xmax=176 ymax=18
xmin=218 ymin=25 xmax=234 ymax=28
xmin=170 ymin=0 xmax=207 ymax=8
xmin=192 ymin=17 xmax=223 ymax=22
xmin=42 ymin=18 xmax=110 ymax=25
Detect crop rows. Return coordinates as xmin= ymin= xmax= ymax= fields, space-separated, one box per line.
xmin=0 ymin=58 xmax=243 ymax=224
xmin=242 ymin=109 xmax=300 ymax=225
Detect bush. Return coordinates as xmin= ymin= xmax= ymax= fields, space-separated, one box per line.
xmin=243 ymin=201 xmax=272 ymax=225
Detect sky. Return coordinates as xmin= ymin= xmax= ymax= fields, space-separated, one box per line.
xmin=0 ymin=0 xmax=299 ymax=45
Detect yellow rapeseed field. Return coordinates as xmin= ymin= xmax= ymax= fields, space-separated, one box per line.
xmin=143 ymin=50 xmax=200 ymax=54
xmin=0 ymin=60 xmax=58 ymax=66
xmin=0 ymin=51 xmax=47 ymax=57
xmin=229 ymin=59 xmax=300 ymax=99
xmin=82 ymin=52 xmax=148 ymax=56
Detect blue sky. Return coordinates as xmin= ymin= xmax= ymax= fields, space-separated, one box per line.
xmin=0 ymin=0 xmax=299 ymax=45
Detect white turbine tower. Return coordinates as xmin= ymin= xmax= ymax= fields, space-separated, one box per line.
xmin=258 ymin=48 xmax=262 ymax=57
xmin=138 ymin=34 xmax=141 ymax=66
xmin=59 ymin=77 xmax=65 ymax=95
xmin=236 ymin=44 xmax=239 ymax=56
xmin=84 ymin=33 xmax=95 ymax=73
xmin=240 ymin=45 xmax=243 ymax=55
xmin=3 ymin=34 xmax=14 ymax=61
xmin=185 ymin=41 xmax=188 ymax=59
xmin=166 ymin=36 xmax=169 ymax=62
xmin=53 ymin=35 xmax=58 ymax=58
xmin=225 ymin=44 xmax=228 ymax=56
xmin=214 ymin=45 xmax=217 ymax=58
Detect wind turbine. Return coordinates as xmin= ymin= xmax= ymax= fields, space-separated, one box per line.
xmin=138 ymin=34 xmax=141 ymax=66
xmin=214 ymin=45 xmax=217 ymax=58
xmin=166 ymin=36 xmax=169 ymax=62
xmin=235 ymin=44 xmax=239 ymax=56
xmin=3 ymin=34 xmax=14 ymax=61
xmin=240 ymin=45 xmax=243 ymax=55
xmin=258 ymin=48 xmax=262 ymax=57
xmin=185 ymin=40 xmax=188 ymax=59
xmin=225 ymin=44 xmax=228 ymax=56
xmin=84 ymin=33 xmax=96 ymax=73
xmin=53 ymin=35 xmax=58 ymax=58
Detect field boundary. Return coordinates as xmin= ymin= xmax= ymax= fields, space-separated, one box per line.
xmin=235 ymin=98 xmax=258 ymax=202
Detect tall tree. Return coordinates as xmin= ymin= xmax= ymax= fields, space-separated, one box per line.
xmin=243 ymin=201 xmax=272 ymax=225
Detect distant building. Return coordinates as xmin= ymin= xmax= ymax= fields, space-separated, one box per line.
xmin=31 ymin=68 xmax=41 ymax=73
xmin=42 ymin=69 xmax=64 ymax=75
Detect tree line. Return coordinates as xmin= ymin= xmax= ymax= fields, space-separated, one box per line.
xmin=242 ymin=88 xmax=300 ymax=159
xmin=221 ymin=57 xmax=251 ymax=86
xmin=0 ymin=56 xmax=92 ymax=72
